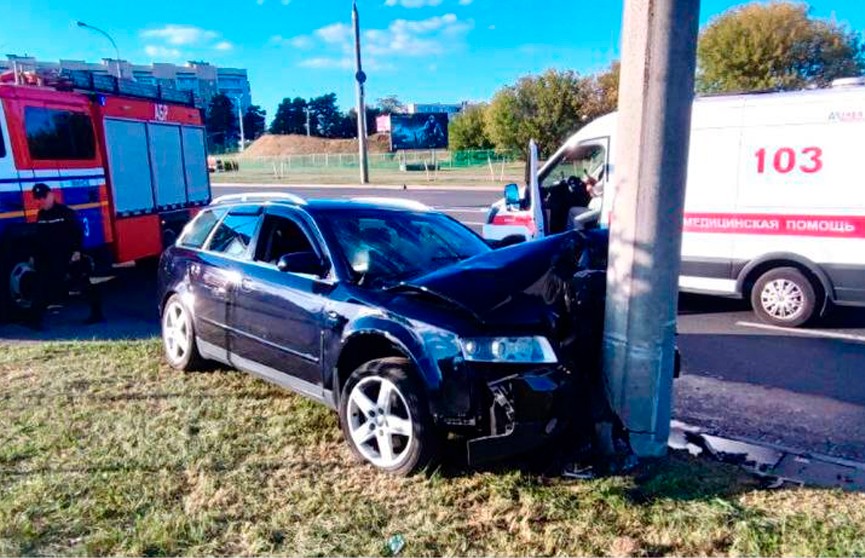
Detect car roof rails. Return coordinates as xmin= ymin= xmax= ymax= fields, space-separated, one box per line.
xmin=211 ymin=192 xmax=306 ymax=206
xmin=350 ymin=197 xmax=431 ymax=211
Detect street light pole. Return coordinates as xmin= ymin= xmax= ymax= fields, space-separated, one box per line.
xmin=235 ymin=97 xmax=245 ymax=152
xmin=76 ymin=21 xmax=121 ymax=78
xmin=353 ymin=0 xmax=370 ymax=185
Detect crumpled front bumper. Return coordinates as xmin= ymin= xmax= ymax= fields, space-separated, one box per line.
xmin=465 ymin=366 xmax=573 ymax=466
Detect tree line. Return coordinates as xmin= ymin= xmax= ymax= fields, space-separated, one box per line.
xmin=450 ymin=1 xmax=864 ymax=156
xmin=206 ymin=1 xmax=864 ymax=155
xmin=204 ymin=94 xmax=267 ymax=153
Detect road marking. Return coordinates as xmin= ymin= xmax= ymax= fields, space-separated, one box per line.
xmin=736 ymin=321 xmax=865 ymax=343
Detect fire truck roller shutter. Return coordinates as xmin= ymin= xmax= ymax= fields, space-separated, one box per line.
xmin=148 ymin=123 xmax=188 ymax=210
xmin=181 ymin=126 xmax=209 ymax=205
xmin=103 ymin=119 xmax=156 ymax=215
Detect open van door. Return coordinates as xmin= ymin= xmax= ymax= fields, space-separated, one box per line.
xmin=529 ymin=139 xmax=545 ymax=239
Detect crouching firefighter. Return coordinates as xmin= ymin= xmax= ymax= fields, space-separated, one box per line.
xmin=28 ymin=183 xmax=104 ymax=328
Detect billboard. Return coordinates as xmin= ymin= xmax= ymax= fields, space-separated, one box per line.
xmin=389 ymin=113 xmax=449 ymax=151
xmin=375 ymin=114 xmax=392 ymax=133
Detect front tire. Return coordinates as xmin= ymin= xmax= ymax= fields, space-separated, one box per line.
xmin=339 ymin=357 xmax=438 ymax=476
xmin=161 ymin=294 xmax=203 ymax=371
xmin=750 ymin=267 xmax=818 ymax=328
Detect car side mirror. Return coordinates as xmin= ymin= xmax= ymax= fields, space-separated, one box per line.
xmin=504 ymin=183 xmax=521 ymax=206
xmin=277 ymin=251 xmax=326 ymax=277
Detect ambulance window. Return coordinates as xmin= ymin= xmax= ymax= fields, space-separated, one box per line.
xmin=544 ymin=144 xmax=606 ymax=186
xmin=24 ymin=107 xmax=96 ymax=161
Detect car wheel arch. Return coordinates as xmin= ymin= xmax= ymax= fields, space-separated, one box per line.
xmin=333 ymin=330 xmax=432 ymax=405
xmin=736 ymin=253 xmax=833 ymax=311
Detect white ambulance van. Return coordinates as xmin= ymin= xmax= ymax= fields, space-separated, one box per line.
xmin=483 ymin=79 xmax=865 ymax=327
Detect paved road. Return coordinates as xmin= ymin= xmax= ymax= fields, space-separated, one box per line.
xmin=3 ymin=183 xmax=863 ymax=461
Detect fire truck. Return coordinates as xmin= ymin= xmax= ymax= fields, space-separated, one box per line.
xmin=0 ymin=70 xmax=211 ymax=320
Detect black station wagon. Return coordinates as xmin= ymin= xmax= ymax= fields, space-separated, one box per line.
xmin=157 ymin=193 xmax=607 ymax=475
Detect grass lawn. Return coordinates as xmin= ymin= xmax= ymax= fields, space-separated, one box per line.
xmin=2 ymin=340 xmax=865 ymax=556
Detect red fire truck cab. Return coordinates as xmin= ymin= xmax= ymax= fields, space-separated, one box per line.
xmin=0 ymin=72 xmax=211 ymax=319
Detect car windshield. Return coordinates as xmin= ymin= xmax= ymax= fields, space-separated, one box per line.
xmin=316 ymin=208 xmax=491 ymax=286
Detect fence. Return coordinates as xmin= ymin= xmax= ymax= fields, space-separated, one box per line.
xmin=216 ymin=149 xmax=524 ymax=184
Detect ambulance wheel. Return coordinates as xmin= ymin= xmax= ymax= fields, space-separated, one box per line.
xmin=750 ymin=267 xmax=817 ymax=328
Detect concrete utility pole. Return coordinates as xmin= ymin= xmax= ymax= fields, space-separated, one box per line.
xmin=601 ymin=0 xmax=700 ymax=457
xmin=353 ymin=0 xmax=370 ymax=184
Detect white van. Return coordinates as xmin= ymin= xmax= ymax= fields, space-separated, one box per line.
xmin=483 ymin=79 xmax=865 ymax=327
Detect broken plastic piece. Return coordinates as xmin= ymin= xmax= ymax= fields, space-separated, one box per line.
xmin=387 ymin=534 xmax=405 ymax=556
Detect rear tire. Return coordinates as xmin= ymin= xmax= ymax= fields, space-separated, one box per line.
xmin=161 ymin=294 xmax=203 ymax=371
xmin=750 ymin=267 xmax=818 ymax=328
xmin=1 ymin=247 xmax=37 ymax=323
xmin=339 ymin=357 xmax=438 ymax=476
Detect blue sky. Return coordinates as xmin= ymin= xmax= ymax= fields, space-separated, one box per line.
xmin=2 ymin=0 xmax=864 ymax=120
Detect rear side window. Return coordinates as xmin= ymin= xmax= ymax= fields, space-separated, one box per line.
xmin=207 ymin=212 xmax=260 ymax=258
xmin=178 ymin=209 xmax=225 ymax=249
xmin=24 ymin=106 xmax=97 ymax=160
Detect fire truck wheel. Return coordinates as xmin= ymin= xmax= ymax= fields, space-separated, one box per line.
xmin=1 ymin=249 xmax=36 ymax=322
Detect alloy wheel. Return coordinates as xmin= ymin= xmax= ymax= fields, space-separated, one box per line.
xmin=346 ymin=376 xmax=414 ymax=469
xmin=162 ymin=300 xmax=191 ymax=365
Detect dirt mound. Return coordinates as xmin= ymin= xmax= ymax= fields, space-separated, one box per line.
xmin=240 ymin=133 xmax=391 ymax=157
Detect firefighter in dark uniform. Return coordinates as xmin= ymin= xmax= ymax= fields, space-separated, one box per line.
xmin=30 ymin=183 xmax=104 ymax=328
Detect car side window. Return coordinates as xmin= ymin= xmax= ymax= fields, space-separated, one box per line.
xmin=254 ymin=214 xmax=316 ymax=265
xmin=207 ymin=212 xmax=261 ymax=258
xmin=178 ymin=208 xmax=226 ymax=249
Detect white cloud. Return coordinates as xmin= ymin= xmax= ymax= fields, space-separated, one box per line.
xmin=286 ymin=13 xmax=471 ymax=71
xmin=271 ymin=34 xmax=315 ymax=49
xmin=144 ymin=45 xmax=182 ymax=59
xmin=299 ymin=56 xmax=353 ymax=69
xmin=140 ymin=24 xmax=233 ymax=58
xmin=140 ymin=24 xmax=218 ymax=46
xmin=384 ymin=0 xmax=443 ymax=7
xmin=363 ymin=13 xmax=472 ymax=57
xmin=315 ymin=23 xmax=353 ymax=44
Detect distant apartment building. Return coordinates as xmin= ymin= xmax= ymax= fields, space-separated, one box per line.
xmin=1 ymin=55 xmax=252 ymax=113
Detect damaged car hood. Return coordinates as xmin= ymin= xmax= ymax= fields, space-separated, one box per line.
xmin=389 ymin=231 xmax=605 ymax=328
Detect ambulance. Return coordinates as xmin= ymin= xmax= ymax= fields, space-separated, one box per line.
xmin=0 ymin=69 xmax=211 ymax=320
xmin=483 ymin=78 xmax=865 ymax=327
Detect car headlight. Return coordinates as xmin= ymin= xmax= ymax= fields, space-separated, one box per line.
xmin=459 ymin=336 xmax=557 ymax=364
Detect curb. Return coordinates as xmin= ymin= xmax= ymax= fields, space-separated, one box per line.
xmin=670 ymin=420 xmax=865 ymax=490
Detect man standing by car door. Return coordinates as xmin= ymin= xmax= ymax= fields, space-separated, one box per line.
xmin=28 ymin=183 xmax=104 ymax=329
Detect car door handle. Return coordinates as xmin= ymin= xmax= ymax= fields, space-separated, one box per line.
xmin=240 ymin=278 xmax=255 ymax=293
